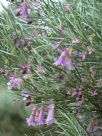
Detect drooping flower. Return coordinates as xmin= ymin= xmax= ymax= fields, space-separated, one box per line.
xmin=86 ymin=118 xmax=100 ymax=133
xmin=78 ymin=52 xmax=86 ymax=60
xmin=88 ymin=90 xmax=97 ymax=96
xmin=34 ymin=108 xmax=40 ymax=124
xmin=21 ymin=1 xmax=29 ymax=18
xmin=46 ymin=103 xmax=55 ymax=125
xmin=65 ymin=57 xmax=74 ymax=70
xmin=26 ymin=106 xmax=36 ymax=126
xmin=37 ymin=106 xmax=45 ymax=125
xmin=19 ymin=63 xmax=32 ymax=79
xmin=14 ymin=6 xmax=21 ymax=16
xmin=71 ymin=90 xmax=82 ymax=101
xmin=71 ymin=85 xmax=83 ymax=101
xmin=7 ymin=74 xmax=22 ymax=89
xmin=54 ymin=48 xmax=74 ymax=70
xmin=19 ymin=63 xmax=31 ymax=74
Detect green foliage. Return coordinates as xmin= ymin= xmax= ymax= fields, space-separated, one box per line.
xmin=0 ymin=0 xmax=102 ymax=136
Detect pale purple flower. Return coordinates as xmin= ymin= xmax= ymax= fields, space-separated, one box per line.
xmin=88 ymin=89 xmax=97 ymax=96
xmin=71 ymin=90 xmax=82 ymax=101
xmin=7 ymin=75 xmax=22 ymax=89
xmin=86 ymin=118 xmax=100 ymax=133
xmin=65 ymin=58 xmax=74 ymax=70
xmin=18 ymin=63 xmax=31 ymax=74
xmin=21 ymin=1 xmax=29 ymax=18
xmin=71 ymin=85 xmax=83 ymax=101
xmin=79 ymin=52 xmax=86 ymax=60
xmin=14 ymin=6 xmax=21 ymax=16
xmin=54 ymin=48 xmax=74 ymax=70
xmin=46 ymin=103 xmax=55 ymax=125
xmin=26 ymin=107 xmax=36 ymax=126
xmin=37 ymin=107 xmax=45 ymax=125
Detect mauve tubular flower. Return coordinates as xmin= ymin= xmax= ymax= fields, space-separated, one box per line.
xmin=86 ymin=118 xmax=100 ymax=133
xmin=21 ymin=1 xmax=29 ymax=18
xmin=89 ymin=90 xmax=97 ymax=96
xmin=71 ymin=90 xmax=82 ymax=101
xmin=46 ymin=103 xmax=55 ymax=125
xmin=19 ymin=63 xmax=31 ymax=74
xmin=71 ymin=85 xmax=83 ymax=101
xmin=14 ymin=6 xmax=21 ymax=16
xmin=79 ymin=52 xmax=86 ymax=60
xmin=65 ymin=58 xmax=74 ymax=70
xmin=7 ymin=76 xmax=22 ymax=89
xmin=37 ymin=107 xmax=45 ymax=125
xmin=54 ymin=48 xmax=74 ymax=70
xmin=26 ymin=107 xmax=36 ymax=126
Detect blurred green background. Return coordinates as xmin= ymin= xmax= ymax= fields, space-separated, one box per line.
xmin=0 ymin=86 xmax=28 ymax=136
xmin=0 ymin=86 xmax=53 ymax=136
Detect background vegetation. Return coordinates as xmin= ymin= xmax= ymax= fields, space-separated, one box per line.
xmin=0 ymin=0 xmax=102 ymax=135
